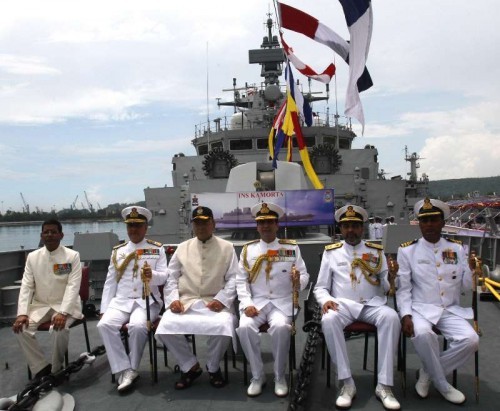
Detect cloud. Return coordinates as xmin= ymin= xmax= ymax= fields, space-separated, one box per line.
xmin=2 ymin=0 xmax=500 ymax=212
xmin=0 ymin=54 xmax=60 ymax=75
xmin=420 ymin=132 xmax=500 ymax=179
xmin=397 ymin=100 xmax=500 ymax=179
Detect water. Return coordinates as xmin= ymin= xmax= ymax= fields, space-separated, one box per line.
xmin=0 ymin=221 xmax=128 ymax=252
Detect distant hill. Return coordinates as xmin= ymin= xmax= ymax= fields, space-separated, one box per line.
xmin=428 ymin=176 xmax=500 ymax=200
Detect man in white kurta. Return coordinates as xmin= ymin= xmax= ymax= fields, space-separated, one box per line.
xmin=314 ymin=205 xmax=400 ymax=410
xmin=97 ymin=206 xmax=167 ymax=392
xmin=237 ymin=202 xmax=309 ymax=398
xmin=397 ymin=198 xmax=479 ymax=404
xmin=13 ymin=219 xmax=83 ymax=379
xmin=155 ymin=206 xmax=238 ymax=390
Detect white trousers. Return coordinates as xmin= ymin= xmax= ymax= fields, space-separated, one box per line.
xmin=321 ymin=303 xmax=400 ymax=386
xmin=411 ymin=310 xmax=479 ymax=392
xmin=16 ymin=309 xmax=75 ymax=375
xmin=236 ymin=303 xmax=291 ymax=380
xmin=97 ymin=302 xmax=160 ymax=374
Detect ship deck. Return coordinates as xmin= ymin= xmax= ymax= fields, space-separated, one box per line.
xmin=1 ymin=291 xmax=499 ymax=411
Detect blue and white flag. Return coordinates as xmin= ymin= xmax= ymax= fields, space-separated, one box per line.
xmin=338 ymin=0 xmax=373 ymax=134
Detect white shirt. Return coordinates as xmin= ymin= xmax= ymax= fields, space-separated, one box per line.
xmin=237 ymin=238 xmax=309 ymax=316
xmin=100 ymin=239 xmax=168 ymax=314
xmin=314 ymin=240 xmax=390 ymax=319
xmin=396 ymin=237 xmax=473 ymax=324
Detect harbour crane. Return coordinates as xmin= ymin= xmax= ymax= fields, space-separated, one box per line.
xmin=84 ymin=191 xmax=94 ymax=213
xmin=71 ymin=195 xmax=79 ymax=210
xmin=20 ymin=192 xmax=30 ymax=214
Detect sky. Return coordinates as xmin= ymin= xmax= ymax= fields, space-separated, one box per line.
xmin=1 ymin=0 xmax=499 ymax=213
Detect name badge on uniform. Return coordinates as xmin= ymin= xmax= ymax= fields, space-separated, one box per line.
xmin=417 ymin=259 xmax=430 ymax=265
xmin=53 ymin=263 xmax=72 ymax=275
xmin=338 ymin=261 xmax=347 ymax=266
xmin=442 ymin=249 xmax=458 ymax=264
xmin=137 ymin=249 xmax=160 ymax=259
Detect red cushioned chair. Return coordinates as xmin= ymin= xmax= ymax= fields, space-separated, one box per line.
xmin=323 ymin=321 xmax=378 ymax=388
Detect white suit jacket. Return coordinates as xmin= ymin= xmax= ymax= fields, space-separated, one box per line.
xmin=396 ymin=237 xmax=473 ymax=324
xmin=17 ymin=245 xmax=83 ymax=322
xmin=237 ymin=238 xmax=309 ymax=316
xmin=314 ymin=240 xmax=390 ymax=319
xmin=100 ymin=239 xmax=168 ymax=314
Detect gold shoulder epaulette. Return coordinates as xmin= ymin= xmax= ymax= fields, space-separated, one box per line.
xmin=325 ymin=242 xmax=343 ymax=251
xmin=279 ymin=239 xmax=297 ymax=245
xmin=146 ymin=239 xmax=163 ymax=247
xmin=365 ymin=242 xmax=384 ymax=250
xmin=445 ymin=237 xmax=463 ymax=245
xmin=243 ymin=239 xmax=260 ymax=246
xmin=113 ymin=242 xmax=127 ymax=250
xmin=400 ymin=239 xmax=418 ymax=248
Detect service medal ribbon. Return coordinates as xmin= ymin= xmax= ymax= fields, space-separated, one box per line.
xmin=53 ymin=263 xmax=72 ymax=275
xmin=442 ymin=249 xmax=458 ymax=265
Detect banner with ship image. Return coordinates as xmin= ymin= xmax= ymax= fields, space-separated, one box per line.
xmin=190 ymin=189 xmax=334 ymax=229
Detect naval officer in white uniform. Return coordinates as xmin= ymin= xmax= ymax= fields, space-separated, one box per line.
xmin=236 ymin=202 xmax=309 ymax=398
xmin=155 ymin=206 xmax=239 ymax=390
xmin=13 ymin=219 xmax=83 ymax=380
xmin=314 ymin=205 xmax=401 ymax=410
xmin=396 ymin=198 xmax=479 ymax=404
xmin=97 ymin=206 xmax=167 ymax=392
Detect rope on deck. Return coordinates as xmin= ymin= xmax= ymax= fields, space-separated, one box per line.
xmin=288 ymin=303 xmax=322 ymax=411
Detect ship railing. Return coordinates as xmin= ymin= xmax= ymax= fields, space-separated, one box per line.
xmin=194 ymin=111 xmax=353 ymax=139
xmin=448 ymin=207 xmax=500 ymax=235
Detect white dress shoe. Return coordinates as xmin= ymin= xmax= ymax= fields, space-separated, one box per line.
xmin=117 ymin=372 xmax=123 ymax=386
xmin=336 ymin=384 xmax=356 ymax=409
xmin=415 ymin=368 xmax=431 ymax=398
xmin=375 ymin=385 xmax=401 ymax=410
xmin=274 ymin=377 xmax=288 ymax=397
xmin=438 ymin=384 xmax=466 ymax=404
xmin=247 ymin=376 xmax=266 ymax=397
xmin=117 ymin=368 xmax=139 ymax=392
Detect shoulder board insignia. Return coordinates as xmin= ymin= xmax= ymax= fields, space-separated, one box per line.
xmin=113 ymin=242 xmax=128 ymax=250
xmin=279 ymin=239 xmax=297 ymax=245
xmin=243 ymin=239 xmax=260 ymax=246
xmin=325 ymin=242 xmax=343 ymax=251
xmin=445 ymin=237 xmax=463 ymax=245
xmin=400 ymin=239 xmax=418 ymax=248
xmin=365 ymin=242 xmax=384 ymax=250
xmin=146 ymin=239 xmax=163 ymax=247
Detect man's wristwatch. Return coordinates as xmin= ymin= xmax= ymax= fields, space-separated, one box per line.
xmin=59 ymin=311 xmax=69 ymax=316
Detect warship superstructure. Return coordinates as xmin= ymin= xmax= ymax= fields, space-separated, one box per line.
xmin=144 ymin=15 xmax=428 ymax=245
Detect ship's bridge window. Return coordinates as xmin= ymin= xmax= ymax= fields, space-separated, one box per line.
xmin=256 ymin=138 xmax=269 ymax=150
xmin=211 ymin=141 xmax=223 ymax=150
xmin=229 ymin=139 xmax=253 ymax=150
xmin=198 ymin=144 xmax=208 ymax=155
xmin=323 ymin=136 xmax=337 ymax=146
xmin=323 ymin=136 xmax=350 ymax=149
xmin=304 ymin=136 xmax=315 ymax=147
xmin=339 ymin=138 xmax=350 ymax=149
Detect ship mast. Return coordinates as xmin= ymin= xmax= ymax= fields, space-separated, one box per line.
xmin=405 ymin=145 xmax=422 ymax=182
